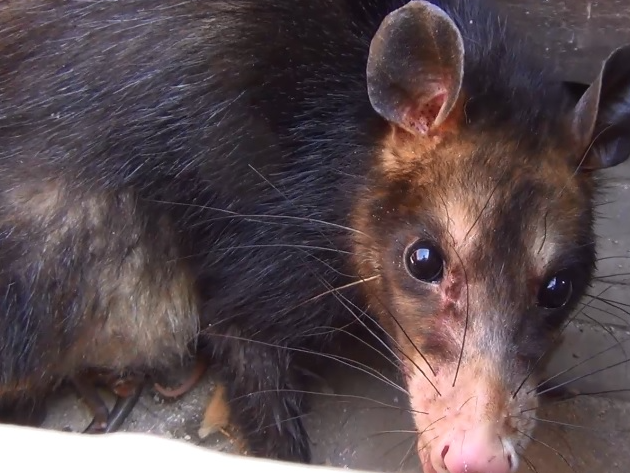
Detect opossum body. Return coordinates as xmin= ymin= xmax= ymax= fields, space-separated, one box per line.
xmin=0 ymin=1 xmax=629 ymax=472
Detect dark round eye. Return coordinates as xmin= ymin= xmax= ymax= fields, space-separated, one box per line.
xmin=537 ymin=270 xmax=573 ymax=309
xmin=405 ymin=241 xmax=444 ymax=283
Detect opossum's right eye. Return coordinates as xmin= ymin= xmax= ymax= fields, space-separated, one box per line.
xmin=405 ymin=241 xmax=444 ymax=283
xmin=537 ymin=270 xmax=573 ymax=309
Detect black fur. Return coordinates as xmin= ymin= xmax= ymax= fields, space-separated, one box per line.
xmin=0 ymin=0 xmax=596 ymax=462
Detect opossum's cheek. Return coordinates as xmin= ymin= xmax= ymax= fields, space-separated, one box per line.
xmin=405 ymin=356 xmax=538 ymax=473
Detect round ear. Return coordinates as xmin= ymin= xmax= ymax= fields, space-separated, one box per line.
xmin=366 ymin=0 xmax=465 ymax=137
xmin=570 ymin=45 xmax=630 ymax=171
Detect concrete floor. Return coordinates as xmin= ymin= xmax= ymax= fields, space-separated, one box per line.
xmin=32 ymin=2 xmax=630 ymax=473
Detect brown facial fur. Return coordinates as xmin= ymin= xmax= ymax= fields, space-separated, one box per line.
xmin=351 ymin=124 xmax=597 ymax=471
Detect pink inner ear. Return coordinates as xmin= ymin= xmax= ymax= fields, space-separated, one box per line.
xmin=404 ymin=91 xmax=447 ymax=135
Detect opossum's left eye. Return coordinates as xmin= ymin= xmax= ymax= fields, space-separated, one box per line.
xmin=537 ymin=270 xmax=573 ymax=309
xmin=405 ymin=241 xmax=444 ymax=283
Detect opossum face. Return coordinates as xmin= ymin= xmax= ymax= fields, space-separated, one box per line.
xmin=354 ymin=2 xmax=630 ymax=473
xmin=354 ymin=132 xmax=597 ymax=473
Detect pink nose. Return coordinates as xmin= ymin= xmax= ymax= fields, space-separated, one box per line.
xmin=437 ymin=426 xmax=515 ymax=473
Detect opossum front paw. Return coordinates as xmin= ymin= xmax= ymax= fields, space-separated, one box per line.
xmin=198 ymin=380 xmax=314 ymax=463
xmin=72 ymin=370 xmax=145 ymax=433
xmin=198 ymin=383 xmax=250 ymax=454
xmin=198 ymin=378 xmax=312 ymax=461
xmin=210 ymin=358 xmax=311 ymax=461
xmin=199 ymin=380 xmax=311 ymax=462
xmin=198 ymin=383 xmax=231 ymax=440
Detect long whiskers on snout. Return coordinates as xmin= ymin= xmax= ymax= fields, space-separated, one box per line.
xmin=306 ymin=270 xmax=442 ymax=397
xmin=516 ymin=428 xmax=577 ymax=473
xmin=208 ymin=331 xmax=411 ymax=398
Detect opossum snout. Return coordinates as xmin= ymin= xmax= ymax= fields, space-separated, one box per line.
xmin=432 ymin=425 xmax=517 ymax=473
xmin=407 ymin=355 xmax=534 ymax=473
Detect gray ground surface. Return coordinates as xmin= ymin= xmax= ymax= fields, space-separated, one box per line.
xmin=33 ymin=2 xmax=630 ymax=473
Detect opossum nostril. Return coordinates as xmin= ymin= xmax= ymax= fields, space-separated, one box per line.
xmin=441 ymin=444 xmax=450 ymax=461
xmin=507 ymin=453 xmax=513 ymax=469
